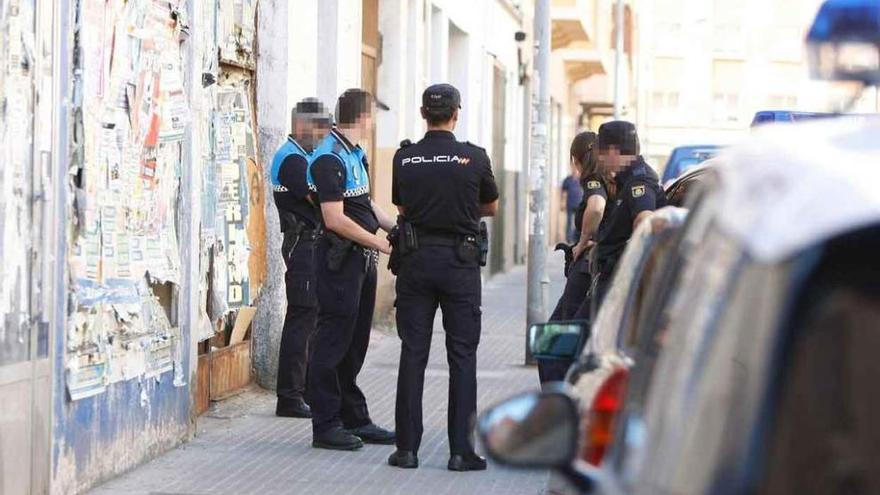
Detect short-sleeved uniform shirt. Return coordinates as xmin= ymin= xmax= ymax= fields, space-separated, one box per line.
xmin=562 ymin=175 xmax=585 ymax=211
xmin=309 ymin=129 xmax=380 ymax=234
xmin=595 ymin=157 xmax=665 ymax=273
xmin=272 ymin=136 xmax=318 ymax=229
xmin=392 ymin=130 xmax=499 ymax=237
xmin=573 ymin=173 xmax=609 ymax=239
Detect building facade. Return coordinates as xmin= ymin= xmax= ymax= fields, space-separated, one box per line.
xmin=635 ymin=0 xmax=840 ymax=170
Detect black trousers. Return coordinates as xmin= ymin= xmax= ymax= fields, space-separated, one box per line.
xmin=540 ymin=257 xmax=592 ymax=384
xmin=307 ymin=238 xmax=376 ymax=434
xmin=276 ymin=236 xmax=317 ymax=402
xmin=549 ymin=257 xmax=592 ymax=322
xmin=394 ymin=246 xmax=482 ymax=455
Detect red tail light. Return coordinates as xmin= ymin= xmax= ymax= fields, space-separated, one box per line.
xmin=582 ymin=368 xmax=629 ymax=465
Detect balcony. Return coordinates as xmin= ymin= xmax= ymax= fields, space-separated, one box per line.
xmin=552 ymin=0 xmax=596 ymax=49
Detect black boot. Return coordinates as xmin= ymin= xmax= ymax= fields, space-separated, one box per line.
xmin=312 ymin=427 xmax=364 ymax=451
xmin=448 ymin=453 xmax=487 ymax=472
xmin=348 ymin=423 xmax=396 ymax=445
xmin=276 ymin=397 xmax=312 ymax=418
xmin=387 ymin=450 xmax=419 ymax=469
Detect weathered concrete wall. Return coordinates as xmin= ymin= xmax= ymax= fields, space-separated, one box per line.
xmin=51 ymin=378 xmax=191 ymax=494
xmin=253 ymin=0 xmax=290 ymax=389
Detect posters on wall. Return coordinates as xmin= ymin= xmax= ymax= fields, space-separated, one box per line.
xmin=67 ymin=0 xmax=267 ymax=400
xmin=67 ymin=0 xmax=189 ymax=400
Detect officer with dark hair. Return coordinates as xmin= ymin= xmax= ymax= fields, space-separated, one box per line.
xmin=306 ymin=89 xmax=397 ymax=451
xmin=387 ymin=84 xmax=499 ymax=472
xmin=592 ymin=121 xmax=665 ymax=310
xmin=271 ymin=98 xmax=331 ymax=418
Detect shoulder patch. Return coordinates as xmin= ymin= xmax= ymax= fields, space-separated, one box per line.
xmin=586 ymin=180 xmax=602 ymax=190
xmin=399 ymin=139 xmax=412 ymax=149
xmin=631 ymin=185 xmax=646 ymax=198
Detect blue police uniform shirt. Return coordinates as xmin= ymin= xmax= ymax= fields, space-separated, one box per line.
xmin=271 ymin=136 xmax=318 ymax=229
xmin=392 ymin=130 xmax=499 ymax=237
xmin=596 ymin=157 xmax=665 ymax=271
xmin=308 ymin=128 xmax=380 ymax=234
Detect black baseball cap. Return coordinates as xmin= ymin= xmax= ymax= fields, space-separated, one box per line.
xmin=422 ymin=84 xmax=462 ymax=110
xmin=597 ymin=120 xmax=640 ymax=155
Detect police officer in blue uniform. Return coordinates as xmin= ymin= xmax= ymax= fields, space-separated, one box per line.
xmin=387 ymin=84 xmax=499 ymax=472
xmin=592 ymin=121 xmax=665 ymax=310
xmin=307 ymin=89 xmax=397 ymax=451
xmin=271 ymin=98 xmax=331 ymax=418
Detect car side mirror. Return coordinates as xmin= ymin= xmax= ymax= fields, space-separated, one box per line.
xmin=529 ymin=322 xmax=589 ymax=361
xmin=478 ymin=391 xmax=580 ymax=469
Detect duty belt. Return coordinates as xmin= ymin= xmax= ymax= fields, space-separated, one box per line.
xmin=417 ymin=233 xmax=460 ymax=247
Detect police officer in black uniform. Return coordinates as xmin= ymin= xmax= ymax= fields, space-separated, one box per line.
xmin=548 ymin=131 xmax=606 ymax=322
xmin=592 ymin=121 xmax=665 ymax=311
xmin=387 ymin=84 xmax=499 ymax=472
xmin=307 ymin=89 xmax=397 ymax=451
xmin=270 ymin=98 xmax=330 ymax=418
xmin=541 ymin=131 xmax=609 ymax=384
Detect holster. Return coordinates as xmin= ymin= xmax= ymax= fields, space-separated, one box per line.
xmin=280 ymin=211 xmax=306 ymax=262
xmin=325 ymin=231 xmax=354 ymax=272
xmin=387 ymin=216 xmax=419 ymax=275
xmin=456 ymin=234 xmax=481 ymax=265
xmin=478 ymin=221 xmax=489 ymax=267
xmin=555 ymin=242 xmax=575 ymax=276
xmin=387 ymin=226 xmax=401 ymax=275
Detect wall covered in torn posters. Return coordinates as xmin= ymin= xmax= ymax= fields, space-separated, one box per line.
xmin=65 ymin=0 xmax=264 ymax=400
xmin=193 ymin=0 xmax=265 ymax=344
xmin=66 ymin=0 xmax=188 ymax=400
xmin=53 ymin=0 xmax=264 ymax=491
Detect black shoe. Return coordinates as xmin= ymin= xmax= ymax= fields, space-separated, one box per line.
xmin=387 ymin=450 xmax=419 ymax=469
xmin=448 ymin=453 xmax=487 ymax=472
xmin=312 ymin=427 xmax=364 ymax=451
xmin=275 ymin=398 xmax=312 ymax=418
xmin=348 ymin=423 xmax=396 ymax=445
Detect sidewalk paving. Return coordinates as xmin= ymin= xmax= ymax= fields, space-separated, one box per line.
xmin=90 ymin=257 xmax=565 ymax=495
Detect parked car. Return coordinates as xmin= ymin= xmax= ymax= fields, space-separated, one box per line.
xmin=481 ymin=115 xmax=880 ymax=495
xmin=664 ymin=160 xmax=719 ymax=208
xmin=660 ymin=145 xmax=720 ymax=184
